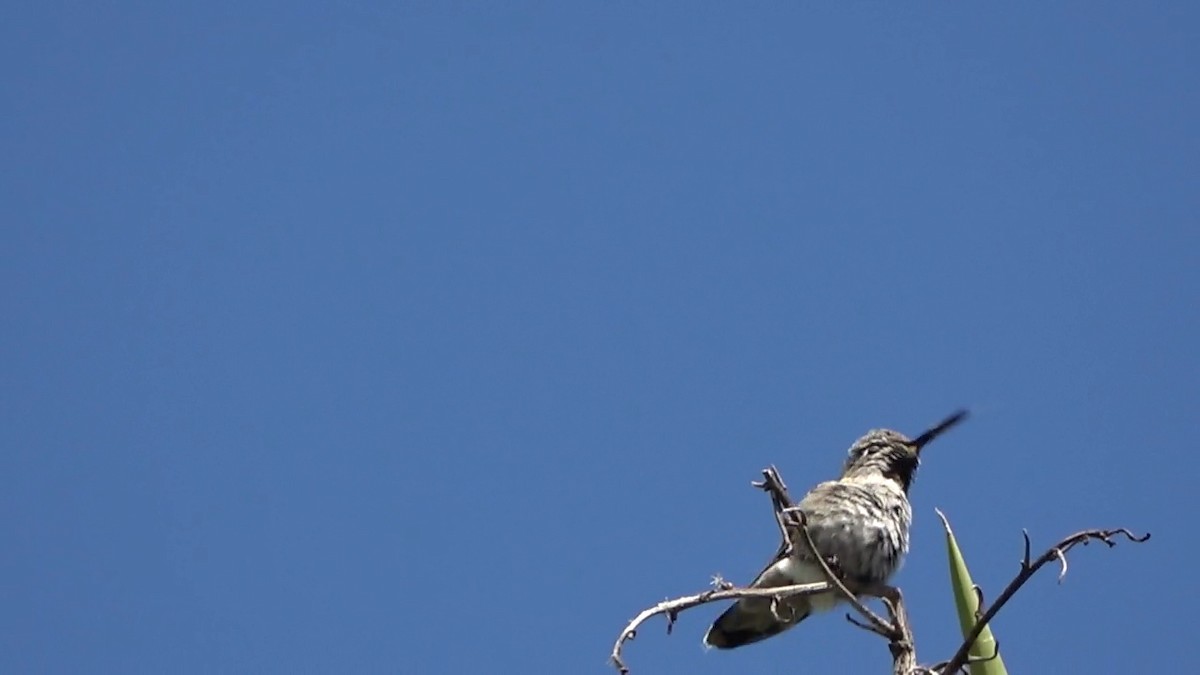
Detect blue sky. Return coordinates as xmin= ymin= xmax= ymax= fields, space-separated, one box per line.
xmin=2 ymin=3 xmax=1195 ymax=673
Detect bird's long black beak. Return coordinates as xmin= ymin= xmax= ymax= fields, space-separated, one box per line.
xmin=911 ymin=409 xmax=969 ymax=454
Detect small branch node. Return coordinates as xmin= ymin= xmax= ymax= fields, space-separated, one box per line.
xmin=971 ymin=585 xmax=986 ymax=619
xmin=845 ymin=612 xmax=890 ymax=637
xmin=966 ymin=641 xmax=1001 ymax=664
xmin=709 ymin=574 xmax=733 ymax=590
xmin=1053 ymin=548 xmax=1068 ymax=583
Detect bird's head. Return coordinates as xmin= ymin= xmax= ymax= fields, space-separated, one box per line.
xmin=841 ymin=410 xmax=968 ymax=492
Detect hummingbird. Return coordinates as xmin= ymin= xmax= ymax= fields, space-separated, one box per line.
xmin=703 ymin=410 xmax=968 ymax=650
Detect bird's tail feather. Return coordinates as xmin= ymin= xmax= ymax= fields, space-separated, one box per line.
xmin=702 ymin=596 xmax=812 ymax=649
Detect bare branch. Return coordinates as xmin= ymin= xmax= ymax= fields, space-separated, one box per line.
xmin=609 ymin=580 xmax=831 ymax=674
xmin=936 ymin=528 xmax=1151 ymax=674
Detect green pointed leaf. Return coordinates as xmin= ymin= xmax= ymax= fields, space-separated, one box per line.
xmin=936 ymin=509 xmax=1008 ymax=675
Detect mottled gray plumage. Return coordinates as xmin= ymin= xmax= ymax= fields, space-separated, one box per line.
xmin=704 ymin=410 xmax=967 ymax=650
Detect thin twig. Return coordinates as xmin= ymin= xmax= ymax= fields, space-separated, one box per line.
xmin=880 ymin=590 xmax=919 ymax=674
xmin=753 ymin=466 xmax=797 ymax=562
xmin=785 ymin=507 xmax=897 ymax=636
